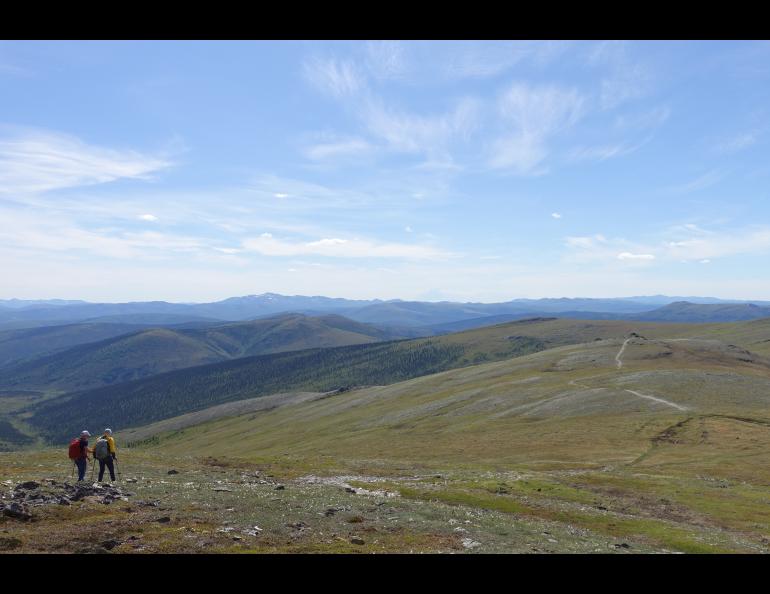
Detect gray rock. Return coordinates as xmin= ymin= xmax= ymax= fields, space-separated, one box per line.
xmin=2 ymin=502 xmax=32 ymax=521
xmin=167 ymin=470 xmax=179 ymax=475
xmin=156 ymin=516 xmax=171 ymax=523
xmin=15 ymin=481 xmax=40 ymax=491
xmin=274 ymin=484 xmax=285 ymax=491
xmin=350 ymin=537 xmax=365 ymax=545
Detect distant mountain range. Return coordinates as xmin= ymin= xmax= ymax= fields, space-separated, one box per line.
xmin=3 ymin=293 xmax=770 ymax=330
xmin=0 ymin=313 xmax=406 ymax=393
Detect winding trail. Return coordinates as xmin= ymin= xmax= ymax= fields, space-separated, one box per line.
xmin=570 ymin=337 xmax=690 ymax=412
xmin=615 ymin=338 xmax=631 ymax=369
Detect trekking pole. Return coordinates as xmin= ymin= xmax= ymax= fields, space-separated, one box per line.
xmin=90 ymin=458 xmax=95 ymax=482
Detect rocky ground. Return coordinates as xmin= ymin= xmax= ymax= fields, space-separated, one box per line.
xmin=1 ymin=448 xmax=769 ymax=554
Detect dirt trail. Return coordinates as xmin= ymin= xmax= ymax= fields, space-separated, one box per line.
xmin=615 ymin=338 xmax=631 ymax=369
xmin=624 ymin=389 xmax=688 ymax=411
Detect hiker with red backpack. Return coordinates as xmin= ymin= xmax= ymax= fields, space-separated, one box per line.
xmin=68 ymin=431 xmax=92 ymax=482
xmin=93 ymin=428 xmax=118 ymax=482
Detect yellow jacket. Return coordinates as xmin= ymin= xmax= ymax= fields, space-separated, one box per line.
xmin=101 ymin=434 xmax=117 ymax=454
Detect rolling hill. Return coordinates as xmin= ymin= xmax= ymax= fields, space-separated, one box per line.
xmin=0 ymin=314 xmax=402 ymax=394
xmin=24 ymin=316 xmax=770 ymax=443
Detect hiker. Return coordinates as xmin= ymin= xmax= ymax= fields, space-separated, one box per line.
xmin=68 ymin=431 xmax=92 ymax=482
xmin=94 ymin=428 xmax=117 ymax=482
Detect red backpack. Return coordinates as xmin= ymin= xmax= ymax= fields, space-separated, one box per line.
xmin=68 ymin=438 xmax=83 ymax=460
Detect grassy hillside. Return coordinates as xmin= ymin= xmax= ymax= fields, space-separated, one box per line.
xmin=22 ymin=316 xmax=770 ymax=444
xmin=634 ymin=301 xmax=770 ymax=322
xmin=0 ymin=322 xmax=158 ymax=368
xmin=5 ymin=320 xmax=770 ymax=553
xmin=0 ymin=314 xmax=397 ymax=394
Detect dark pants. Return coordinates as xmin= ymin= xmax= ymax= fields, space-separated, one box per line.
xmin=98 ymin=457 xmax=115 ymax=481
xmin=75 ymin=458 xmax=87 ymax=481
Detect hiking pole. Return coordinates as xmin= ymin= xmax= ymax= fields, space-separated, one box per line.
xmin=90 ymin=458 xmax=95 ymax=482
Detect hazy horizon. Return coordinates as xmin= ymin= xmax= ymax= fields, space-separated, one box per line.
xmin=2 ymin=292 xmax=769 ymax=306
xmin=3 ymin=41 xmax=770 ymax=302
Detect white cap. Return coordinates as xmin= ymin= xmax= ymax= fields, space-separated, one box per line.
xmin=81 ymin=430 xmax=91 ymax=437
xmin=104 ymin=428 xmax=112 ymax=435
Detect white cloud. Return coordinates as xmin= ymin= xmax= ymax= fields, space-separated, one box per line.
xmin=551 ymin=212 xmax=562 ymax=219
xmin=405 ymin=226 xmax=413 ymax=232
xmin=700 ymin=259 xmax=711 ymax=264
xmin=273 ymin=193 xmax=289 ymax=199
xmin=0 ymin=130 xmax=172 ymax=196
xmin=715 ymin=132 xmax=758 ymax=154
xmin=303 ymin=57 xmax=364 ymax=98
xmin=617 ymin=252 xmax=655 ymax=260
xmin=565 ymin=234 xmax=608 ymax=250
xmin=304 ymin=138 xmax=373 ymax=161
xmin=362 ymin=95 xmax=479 ymax=161
xmin=241 ymin=234 xmax=449 ymax=260
xmin=567 ymin=142 xmax=639 ymax=163
xmin=139 ymin=214 xmax=158 ymax=222
xmin=365 ymin=41 xmax=408 ymax=81
xmin=665 ymin=169 xmax=725 ymax=194
xmin=490 ymin=83 xmax=585 ymax=174
xmin=587 ymin=41 xmax=653 ymax=110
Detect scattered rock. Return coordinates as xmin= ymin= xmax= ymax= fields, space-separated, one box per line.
xmin=274 ymin=485 xmax=285 ymax=491
xmin=167 ymin=470 xmax=179 ymax=475
xmin=15 ymin=481 xmax=40 ymax=491
xmin=614 ymin=542 xmax=631 ymax=549
xmin=324 ymin=508 xmax=338 ymax=517
xmin=101 ymin=539 xmax=121 ymax=550
xmin=125 ymin=478 xmax=138 ymax=483
xmin=350 ymin=537 xmax=365 ymax=545
xmin=2 ymin=502 xmax=32 ymax=521
xmin=461 ymin=538 xmax=481 ymax=549
xmin=344 ymin=487 xmax=356 ymax=494
xmin=212 ymin=487 xmax=232 ymax=492
xmin=156 ymin=516 xmax=171 ymax=523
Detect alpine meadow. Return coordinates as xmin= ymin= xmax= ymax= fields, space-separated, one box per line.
xmin=2 ymin=40 xmax=770 ymax=556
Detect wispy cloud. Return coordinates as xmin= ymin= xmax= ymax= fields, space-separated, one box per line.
xmin=302 ymin=57 xmax=364 ymax=99
xmin=587 ymin=41 xmax=653 ymax=110
xmin=715 ymin=131 xmax=758 ymax=154
xmin=617 ymin=251 xmax=655 ymax=260
xmin=490 ymin=83 xmax=585 ymax=174
xmin=0 ymin=129 xmax=172 ymax=196
xmin=664 ymin=168 xmax=725 ymax=194
xmin=304 ymin=137 xmax=373 ymax=161
xmin=362 ymin=95 xmax=479 ymax=162
xmin=242 ymin=233 xmax=450 ymax=260
xmin=567 ymin=141 xmax=641 ymax=163
xmin=364 ymin=41 xmax=408 ymax=81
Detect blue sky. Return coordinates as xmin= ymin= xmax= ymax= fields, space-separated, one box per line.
xmin=1 ymin=40 xmax=769 ymax=302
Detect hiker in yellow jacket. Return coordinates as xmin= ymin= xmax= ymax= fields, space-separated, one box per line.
xmin=94 ymin=428 xmax=118 ymax=482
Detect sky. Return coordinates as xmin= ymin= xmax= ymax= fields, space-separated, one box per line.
xmin=1 ymin=40 xmax=769 ymax=303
